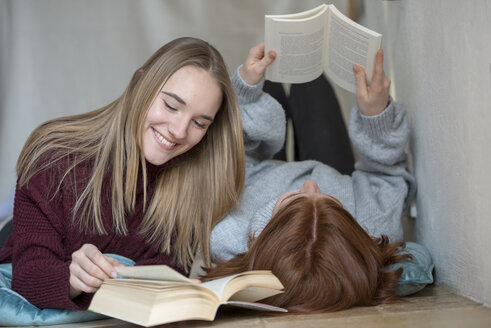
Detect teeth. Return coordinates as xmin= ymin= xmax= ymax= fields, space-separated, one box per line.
xmin=153 ymin=129 xmax=176 ymax=147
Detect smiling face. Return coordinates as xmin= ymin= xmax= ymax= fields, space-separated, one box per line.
xmin=272 ymin=180 xmax=342 ymax=216
xmin=142 ymin=65 xmax=222 ymax=166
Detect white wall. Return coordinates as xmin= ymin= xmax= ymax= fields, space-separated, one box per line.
xmin=359 ymin=0 xmax=491 ymax=307
xmin=0 ymin=0 xmax=346 ymax=199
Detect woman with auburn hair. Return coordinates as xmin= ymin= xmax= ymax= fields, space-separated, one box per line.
xmin=0 ymin=37 xmax=244 ymax=310
xmin=206 ymin=42 xmax=416 ymax=312
xmin=205 ymin=195 xmax=411 ymax=312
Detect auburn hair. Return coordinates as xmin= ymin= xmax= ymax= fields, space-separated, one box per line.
xmin=202 ymin=195 xmax=411 ymax=312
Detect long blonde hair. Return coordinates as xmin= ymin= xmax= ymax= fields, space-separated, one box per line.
xmin=17 ymin=37 xmax=245 ymax=270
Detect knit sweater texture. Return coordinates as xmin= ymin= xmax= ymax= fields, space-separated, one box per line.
xmin=0 ymin=157 xmax=183 ymax=310
xmin=210 ymin=68 xmax=416 ymax=262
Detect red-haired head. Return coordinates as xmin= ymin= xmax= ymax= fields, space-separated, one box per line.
xmin=203 ymin=180 xmax=410 ymax=313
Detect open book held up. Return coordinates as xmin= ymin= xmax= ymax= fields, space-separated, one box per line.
xmin=264 ymin=3 xmax=382 ymax=93
xmin=89 ymin=265 xmax=286 ymax=327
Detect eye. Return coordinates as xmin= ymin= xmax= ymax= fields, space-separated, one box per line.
xmin=163 ymin=100 xmax=178 ymax=112
xmin=192 ymin=119 xmax=206 ymax=129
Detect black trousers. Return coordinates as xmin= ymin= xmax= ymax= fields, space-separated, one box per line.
xmin=263 ymin=74 xmax=354 ymax=175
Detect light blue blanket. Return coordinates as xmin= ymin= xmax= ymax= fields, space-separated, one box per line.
xmin=0 ymin=254 xmax=135 ymax=326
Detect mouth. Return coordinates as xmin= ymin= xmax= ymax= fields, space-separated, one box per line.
xmin=153 ymin=128 xmax=176 ymax=148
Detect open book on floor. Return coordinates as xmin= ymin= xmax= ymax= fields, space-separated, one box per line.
xmin=264 ymin=3 xmax=382 ymax=93
xmin=88 ymin=265 xmax=286 ymax=327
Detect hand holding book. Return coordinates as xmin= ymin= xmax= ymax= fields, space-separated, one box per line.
xmin=353 ymin=49 xmax=391 ymax=116
xmin=89 ymin=265 xmax=285 ymax=327
xmin=264 ymin=3 xmax=382 ymax=93
xmin=69 ymin=243 xmax=124 ymax=299
xmin=240 ymin=41 xmax=277 ymax=85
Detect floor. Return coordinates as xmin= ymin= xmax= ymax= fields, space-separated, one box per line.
xmin=21 ymin=285 xmax=491 ymax=328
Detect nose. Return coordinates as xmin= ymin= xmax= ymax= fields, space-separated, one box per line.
xmin=168 ymin=117 xmax=189 ymax=140
xmin=300 ymin=180 xmax=321 ymax=193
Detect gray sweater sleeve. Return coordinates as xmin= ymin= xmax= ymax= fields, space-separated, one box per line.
xmin=348 ymin=101 xmax=416 ymax=240
xmin=231 ymin=67 xmax=286 ymax=161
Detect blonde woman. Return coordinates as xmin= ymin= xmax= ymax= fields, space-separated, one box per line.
xmin=0 ymin=37 xmax=244 ymax=310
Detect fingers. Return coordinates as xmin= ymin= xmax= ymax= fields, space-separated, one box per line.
xmin=252 ymin=50 xmax=276 ymax=75
xmin=261 ymin=50 xmax=277 ymax=68
xmin=240 ymin=41 xmax=276 ymax=85
xmin=105 ymin=255 xmax=125 ymax=267
xmin=69 ymin=264 xmax=103 ymax=294
xmin=245 ymin=41 xmax=266 ymax=68
xmin=372 ymin=49 xmax=385 ymax=82
xmin=371 ymin=49 xmax=391 ymax=86
xmin=69 ymin=244 xmax=118 ymax=297
xmin=353 ymin=64 xmax=368 ymax=99
xmin=250 ymin=41 xmax=265 ymax=58
xmin=80 ymin=244 xmax=117 ymax=278
xmin=353 ymin=49 xmax=391 ymax=116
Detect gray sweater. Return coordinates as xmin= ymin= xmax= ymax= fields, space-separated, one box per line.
xmin=210 ymin=69 xmax=416 ymax=262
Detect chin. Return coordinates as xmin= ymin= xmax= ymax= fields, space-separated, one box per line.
xmin=145 ymin=155 xmax=166 ymax=166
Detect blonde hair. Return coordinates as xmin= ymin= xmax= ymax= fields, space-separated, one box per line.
xmin=17 ymin=37 xmax=245 ymax=270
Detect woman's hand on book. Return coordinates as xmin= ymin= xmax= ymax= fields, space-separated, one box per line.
xmin=239 ymin=41 xmax=276 ymax=85
xmin=353 ymin=49 xmax=391 ymax=116
xmin=69 ymin=243 xmax=123 ymax=298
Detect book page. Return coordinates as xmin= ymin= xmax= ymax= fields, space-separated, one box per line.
xmin=324 ymin=5 xmax=382 ymax=93
xmin=264 ymin=4 xmax=328 ymax=83
xmin=115 ymin=265 xmax=192 ymax=283
xmin=201 ymin=270 xmax=284 ymax=303
xmin=228 ymin=286 xmax=284 ymax=303
xmin=202 ymin=275 xmax=237 ymax=300
xmin=225 ymin=301 xmax=287 ymax=312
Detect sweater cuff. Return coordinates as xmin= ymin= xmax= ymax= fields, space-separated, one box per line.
xmin=45 ymin=261 xmax=89 ymax=310
xmin=232 ymin=65 xmax=266 ymax=105
xmin=13 ymin=260 xmax=87 ymax=310
xmin=358 ymin=97 xmax=396 ymax=137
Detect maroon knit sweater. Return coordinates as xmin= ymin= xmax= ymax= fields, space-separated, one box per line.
xmin=0 ymin=156 xmax=184 ymax=310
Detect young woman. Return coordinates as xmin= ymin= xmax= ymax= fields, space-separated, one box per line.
xmin=0 ymin=37 xmax=245 ymax=310
xmin=205 ymin=42 xmax=417 ymax=312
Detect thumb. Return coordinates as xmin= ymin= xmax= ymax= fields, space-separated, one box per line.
xmin=258 ymin=50 xmax=276 ymax=71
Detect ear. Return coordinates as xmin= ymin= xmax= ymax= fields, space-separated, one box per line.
xmin=130 ymin=68 xmax=144 ymax=88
